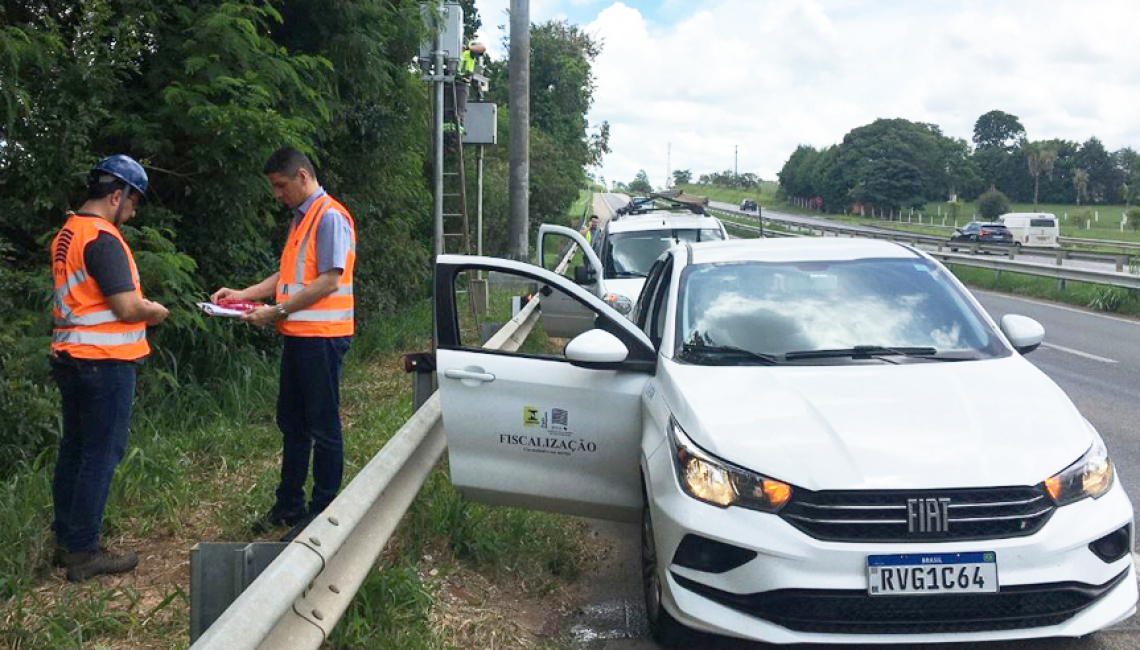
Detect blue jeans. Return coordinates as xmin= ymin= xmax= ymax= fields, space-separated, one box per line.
xmin=275 ymin=336 xmax=351 ymax=514
xmin=51 ymin=361 xmax=136 ymax=553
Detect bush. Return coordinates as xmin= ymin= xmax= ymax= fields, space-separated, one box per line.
xmin=1071 ymin=208 xmax=1093 ymax=230
xmin=977 ymin=190 xmax=1011 ymax=220
xmin=945 ymin=200 xmax=962 ymax=221
xmin=1127 ymin=207 xmax=1140 ymax=231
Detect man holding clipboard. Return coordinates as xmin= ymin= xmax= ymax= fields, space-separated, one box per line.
xmin=211 ymin=147 xmax=356 ymax=536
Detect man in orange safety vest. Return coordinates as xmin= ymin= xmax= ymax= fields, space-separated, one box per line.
xmin=212 ymin=147 xmax=356 ymax=537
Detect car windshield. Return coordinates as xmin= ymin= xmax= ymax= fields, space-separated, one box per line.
xmin=604 ymin=228 xmax=724 ymax=278
xmin=677 ymin=258 xmax=1008 ymax=364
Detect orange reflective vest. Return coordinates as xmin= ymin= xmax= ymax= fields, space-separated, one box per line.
xmin=50 ymin=214 xmax=150 ymax=361
xmin=275 ymin=194 xmax=356 ymax=337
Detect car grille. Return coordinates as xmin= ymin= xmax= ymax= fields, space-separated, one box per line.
xmin=779 ymin=486 xmax=1055 ymax=542
xmin=673 ymin=569 xmax=1128 ymax=634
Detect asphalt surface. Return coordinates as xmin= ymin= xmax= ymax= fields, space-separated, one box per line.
xmin=568 ymin=195 xmax=1140 ymax=648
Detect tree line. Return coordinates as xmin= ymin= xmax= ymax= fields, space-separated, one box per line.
xmin=0 ymin=0 xmax=606 ymax=473
xmin=776 ymin=110 xmax=1140 ymax=213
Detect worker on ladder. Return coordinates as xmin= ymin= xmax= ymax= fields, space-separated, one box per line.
xmin=445 ymin=41 xmax=485 ymax=133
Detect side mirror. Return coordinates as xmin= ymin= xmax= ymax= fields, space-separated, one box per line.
xmin=565 ymin=329 xmax=629 ymax=367
xmin=573 ymin=264 xmax=595 ymax=285
xmin=999 ymin=314 xmax=1044 ymax=355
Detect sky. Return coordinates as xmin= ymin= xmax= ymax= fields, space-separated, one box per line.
xmin=472 ymin=0 xmax=1140 ymax=190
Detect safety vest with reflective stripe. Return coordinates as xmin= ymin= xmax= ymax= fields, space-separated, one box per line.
xmin=50 ymin=214 xmax=149 ymax=360
xmin=275 ymin=195 xmax=356 ymax=337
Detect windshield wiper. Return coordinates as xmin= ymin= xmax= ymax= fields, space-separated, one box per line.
xmin=680 ymin=343 xmax=782 ymax=365
xmin=784 ymin=345 xmax=938 ymax=362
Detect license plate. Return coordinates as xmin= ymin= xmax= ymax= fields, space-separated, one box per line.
xmin=867 ymin=552 xmax=998 ymax=596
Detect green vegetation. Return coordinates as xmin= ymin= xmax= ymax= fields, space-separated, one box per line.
xmin=977 ymin=189 xmax=1012 ymax=219
xmin=775 ymin=109 xmax=1140 ymax=222
xmin=1 ymin=3 xmax=608 ymax=647
xmin=676 ymin=183 xmax=778 ymax=206
xmin=0 ymin=301 xmax=588 ymax=649
xmin=948 ymin=266 xmax=1140 ymax=317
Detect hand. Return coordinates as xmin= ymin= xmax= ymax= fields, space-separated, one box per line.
xmin=145 ymin=301 xmax=169 ymax=326
xmin=211 ymin=287 xmax=242 ymax=303
xmin=240 ymin=304 xmax=279 ymax=328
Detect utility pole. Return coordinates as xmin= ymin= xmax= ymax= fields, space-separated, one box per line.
xmin=666 ymin=142 xmax=671 ymax=189
xmin=508 ymin=0 xmax=530 ymax=260
xmin=431 ymin=1 xmax=445 ymax=258
xmin=734 ymin=144 xmax=738 ymax=177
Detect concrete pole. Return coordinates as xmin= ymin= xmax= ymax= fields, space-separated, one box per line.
xmin=476 ymin=144 xmax=484 ymax=257
xmin=432 ymin=4 xmax=445 ymax=258
xmin=508 ymin=0 xmax=530 ymax=260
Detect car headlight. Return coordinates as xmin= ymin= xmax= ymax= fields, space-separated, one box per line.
xmin=667 ymin=417 xmax=792 ymax=512
xmin=603 ymin=292 xmax=632 ymax=315
xmin=1044 ymin=433 xmax=1114 ymax=506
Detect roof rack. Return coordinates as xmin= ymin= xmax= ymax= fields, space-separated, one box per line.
xmin=615 ymin=190 xmax=709 ymax=218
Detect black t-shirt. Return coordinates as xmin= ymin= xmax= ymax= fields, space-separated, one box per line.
xmin=83 ymin=232 xmax=135 ymax=297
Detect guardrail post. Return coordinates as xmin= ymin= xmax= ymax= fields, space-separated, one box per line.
xmin=1117 ymin=256 xmax=1125 ymax=273
xmin=403 ymin=352 xmax=437 ymax=411
xmin=1056 ymin=252 xmax=1066 ymax=291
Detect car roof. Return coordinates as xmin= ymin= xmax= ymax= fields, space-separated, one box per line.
xmin=606 ymin=212 xmax=722 ymax=234
xmin=684 ymin=237 xmax=922 ymax=265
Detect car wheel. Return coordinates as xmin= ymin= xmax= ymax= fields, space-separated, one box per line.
xmin=642 ymin=488 xmax=689 ymax=646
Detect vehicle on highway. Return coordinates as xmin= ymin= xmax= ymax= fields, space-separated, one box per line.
xmin=999 ymin=212 xmax=1061 ymax=248
xmin=434 ymin=237 xmax=1136 ymax=646
xmin=739 ymin=198 xmax=758 ymax=212
xmin=535 ymin=197 xmax=727 ymax=337
xmin=948 ymin=221 xmax=1014 ymax=250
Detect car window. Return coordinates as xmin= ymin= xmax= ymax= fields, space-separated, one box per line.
xmin=635 ymin=258 xmax=667 ymax=331
xmin=604 ymin=228 xmax=721 ymax=279
xmin=450 ymin=267 xmax=607 ymax=360
xmin=676 ymin=258 xmax=1009 ymax=363
xmin=1030 ymin=218 xmax=1055 ymax=227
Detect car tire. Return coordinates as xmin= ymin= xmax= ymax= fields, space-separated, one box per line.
xmin=642 ymin=487 xmax=690 ymax=647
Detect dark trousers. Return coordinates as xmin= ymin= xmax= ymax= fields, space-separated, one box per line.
xmin=275 ymin=336 xmax=351 ymax=514
xmin=51 ymin=361 xmax=136 ymax=553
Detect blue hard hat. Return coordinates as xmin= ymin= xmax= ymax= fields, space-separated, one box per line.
xmin=91 ymin=154 xmax=148 ymax=197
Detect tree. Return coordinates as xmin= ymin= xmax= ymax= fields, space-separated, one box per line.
xmin=1073 ymin=169 xmax=1089 ymax=205
xmin=973 ymin=110 xmax=1026 ymax=150
xmin=672 ymin=169 xmax=692 ymax=186
xmin=1075 ymin=137 xmax=1115 ymax=203
xmin=628 ymin=169 xmax=653 ymax=194
xmin=1026 ymin=144 xmax=1057 ymax=209
xmin=977 ymin=189 xmax=1011 ymax=220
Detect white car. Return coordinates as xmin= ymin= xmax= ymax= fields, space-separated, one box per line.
xmin=536 ymin=206 xmax=727 ymax=338
xmin=434 ymin=238 xmax=1136 ymax=645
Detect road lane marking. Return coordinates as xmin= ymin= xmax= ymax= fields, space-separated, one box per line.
xmin=1041 ymin=342 xmax=1118 ymax=363
xmin=976 ymin=290 xmax=1140 ymax=327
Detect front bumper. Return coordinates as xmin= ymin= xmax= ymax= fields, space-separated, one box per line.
xmin=646 ymin=454 xmax=1137 ymax=644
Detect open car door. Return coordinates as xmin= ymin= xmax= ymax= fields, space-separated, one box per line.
xmin=535 ymin=224 xmax=606 ymax=339
xmin=434 ymin=254 xmax=655 ymax=522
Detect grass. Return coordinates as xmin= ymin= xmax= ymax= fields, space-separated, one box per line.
xmin=948 ymin=266 xmax=1140 ymax=316
xmin=675 ymin=183 xmax=778 ymax=207
xmin=0 ymin=299 xmax=590 ymax=650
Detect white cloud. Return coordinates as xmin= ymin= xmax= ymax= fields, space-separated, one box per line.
xmin=475 ymin=0 xmax=1140 ymax=190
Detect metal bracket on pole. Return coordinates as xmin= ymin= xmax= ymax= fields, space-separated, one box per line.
xmin=403 ymin=352 xmax=437 ymax=411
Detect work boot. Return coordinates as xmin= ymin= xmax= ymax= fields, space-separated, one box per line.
xmin=250 ymin=506 xmax=308 ymax=534
xmin=63 ymin=548 xmax=138 ymax=582
xmin=279 ymin=511 xmax=319 ymax=543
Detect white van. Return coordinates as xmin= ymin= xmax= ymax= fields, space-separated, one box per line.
xmin=998 ymin=212 xmax=1060 ymax=248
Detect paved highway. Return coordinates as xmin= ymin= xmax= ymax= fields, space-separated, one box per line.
xmin=567 ymin=197 xmax=1140 ymax=650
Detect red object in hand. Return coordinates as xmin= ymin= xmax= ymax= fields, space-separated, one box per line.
xmin=217 ymin=298 xmax=265 ymax=312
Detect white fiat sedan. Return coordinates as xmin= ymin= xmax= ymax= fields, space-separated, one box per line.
xmin=433 ymin=238 xmax=1136 ymax=645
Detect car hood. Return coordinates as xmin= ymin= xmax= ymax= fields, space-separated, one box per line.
xmin=604 ymin=277 xmax=647 ymax=304
xmin=661 ymin=356 xmax=1091 ymax=491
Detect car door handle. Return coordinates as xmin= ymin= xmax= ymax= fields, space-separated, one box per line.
xmin=443 ymin=368 xmax=496 ymax=383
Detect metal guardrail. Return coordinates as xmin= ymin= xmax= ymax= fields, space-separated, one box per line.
xmin=711 ymin=208 xmax=1140 ymax=290
xmin=190 ymin=216 xmax=582 ymax=650
xmin=712 ymin=203 xmax=1140 ymax=266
